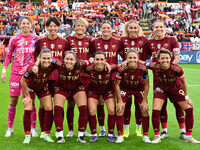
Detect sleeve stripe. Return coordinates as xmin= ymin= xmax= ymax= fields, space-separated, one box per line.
xmin=180 ymin=73 xmax=185 ymax=78
xmin=173 ymin=48 xmax=180 ymax=52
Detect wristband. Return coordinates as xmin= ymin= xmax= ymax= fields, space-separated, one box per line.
xmin=2 ymin=68 xmax=6 ymax=74
xmin=185 ymin=95 xmax=189 ymax=100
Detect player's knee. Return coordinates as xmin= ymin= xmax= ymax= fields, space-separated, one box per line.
xmin=108 ymin=109 xmax=115 ymax=115
xmin=88 ymin=107 xmax=96 ymax=115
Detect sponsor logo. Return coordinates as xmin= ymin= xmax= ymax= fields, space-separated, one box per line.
xmin=10 ymin=82 xmax=19 ymax=87
xmin=154 ymin=87 xmax=164 ymax=93
xmin=196 ymin=51 xmax=200 ymax=63
xmin=180 ymin=54 xmax=193 ymax=62
xmin=120 ymin=90 xmax=126 ymax=97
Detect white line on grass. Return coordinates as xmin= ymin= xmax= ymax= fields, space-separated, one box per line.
xmin=183 ymin=68 xmax=200 ymax=71
xmin=188 ymin=85 xmax=200 ymax=87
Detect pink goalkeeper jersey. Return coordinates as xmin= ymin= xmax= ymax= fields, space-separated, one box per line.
xmin=4 ymin=33 xmax=38 ymax=75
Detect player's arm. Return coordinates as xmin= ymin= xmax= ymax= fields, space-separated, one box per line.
xmin=21 ymin=76 xmax=32 ymax=108
xmin=179 ymin=75 xmax=193 ymax=107
xmin=173 ymin=50 xmax=180 ymax=64
xmin=115 ymin=74 xmax=125 ymax=112
xmin=141 ymin=74 xmax=149 ymax=111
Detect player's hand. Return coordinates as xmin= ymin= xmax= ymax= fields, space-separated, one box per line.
xmin=1 ymin=73 xmax=6 ymax=83
xmin=23 ymin=96 xmax=32 ymax=108
xmin=121 ymin=60 xmax=127 ymax=67
xmin=32 ymin=65 xmax=39 ymax=74
xmin=185 ymin=99 xmax=193 ymax=107
xmin=117 ymin=101 xmax=125 ymax=112
xmin=105 ymin=62 xmax=111 ymax=73
xmin=140 ymin=99 xmax=148 ymax=112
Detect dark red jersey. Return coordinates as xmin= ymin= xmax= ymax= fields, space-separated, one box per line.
xmin=86 ymin=64 xmax=118 ymax=92
xmin=146 ymin=62 xmax=184 ymax=91
xmin=24 ymin=64 xmax=56 ymax=92
xmin=66 ymin=35 xmax=91 ymax=60
xmin=55 ymin=60 xmax=88 ymax=91
xmin=34 ymin=35 xmax=69 ymax=81
xmin=116 ymin=63 xmax=149 ymax=91
xmin=90 ymin=37 xmax=123 ymax=64
xmin=120 ymin=36 xmax=151 ymax=61
xmin=149 ymin=36 xmax=179 ymax=62
xmin=35 ymin=35 xmax=69 ymax=60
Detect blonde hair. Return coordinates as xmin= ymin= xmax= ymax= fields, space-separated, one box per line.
xmin=74 ymin=18 xmax=88 ymax=28
xmin=123 ymin=20 xmax=143 ymax=37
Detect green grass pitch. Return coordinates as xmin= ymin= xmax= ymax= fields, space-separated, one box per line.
xmin=0 ymin=64 xmax=200 ymax=150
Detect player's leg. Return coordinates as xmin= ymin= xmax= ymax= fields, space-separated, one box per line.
xmin=173 ymin=102 xmax=186 ymax=140
xmin=88 ymin=97 xmax=98 ymax=143
xmin=123 ymin=96 xmax=132 ymax=138
xmin=151 ymin=98 xmax=165 ymax=144
xmin=134 ymin=100 xmax=142 ymax=137
xmin=53 ymin=93 xmax=66 ymax=143
xmin=105 ymin=96 xmax=115 ymax=143
xmin=40 ymin=95 xmax=54 ymax=143
xmin=66 ymin=99 xmax=75 ymax=138
xmin=160 ymin=100 xmax=168 ymax=139
xmin=73 ymin=90 xmax=88 ymax=143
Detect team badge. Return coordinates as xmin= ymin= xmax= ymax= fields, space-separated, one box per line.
xmin=157 ymin=44 xmax=161 ymax=49
xmin=68 ymin=72 xmax=71 ymax=75
xmin=97 ymin=43 xmax=101 ymax=49
xmin=125 ymin=40 xmax=128 ymax=45
xmin=164 ymin=43 xmax=168 ymax=49
xmin=50 ymin=44 xmax=55 ymax=49
xmin=43 ymin=42 xmax=47 ymax=48
xmin=78 ymin=41 xmax=82 ymax=46
xmin=58 ymin=45 xmax=62 ymax=49
xmin=151 ymin=43 xmax=154 ymax=49
xmin=104 ymin=44 xmax=108 ymax=50
xmin=98 ymin=75 xmax=101 ymax=79
xmin=71 ymin=40 xmax=74 ymax=45
xmin=138 ymin=41 xmax=143 ymax=45
xmin=106 ymin=74 xmax=110 ymax=78
xmin=112 ymin=45 xmax=116 ymax=49
xmin=131 ymin=41 xmax=134 ymax=46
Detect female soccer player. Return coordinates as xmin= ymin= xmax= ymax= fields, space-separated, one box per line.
xmin=86 ymin=51 xmax=117 ymax=143
xmin=89 ymin=20 xmax=123 ymax=137
xmin=149 ymin=20 xmax=185 ymax=140
xmin=1 ymin=16 xmax=38 ymax=138
xmin=34 ymin=17 xmax=68 ymax=138
xmin=147 ymin=49 xmax=200 ymax=144
xmin=65 ymin=18 xmax=91 ymax=138
xmin=53 ymin=51 xmax=88 ymax=144
xmin=115 ymin=49 xmax=151 ymax=143
xmin=120 ymin=20 xmax=151 ymax=137
xmin=21 ymin=49 xmax=54 ymax=144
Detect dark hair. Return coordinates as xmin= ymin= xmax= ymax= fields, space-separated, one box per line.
xmin=95 ymin=50 xmax=106 ymax=59
xmin=157 ymin=48 xmax=172 ymax=59
xmin=45 ymin=17 xmax=60 ymax=27
xmin=126 ymin=48 xmax=138 ymax=58
xmin=64 ymin=51 xmax=81 ymax=70
xmin=19 ymin=16 xmax=33 ymax=25
xmin=39 ymin=48 xmax=52 ymax=58
xmin=100 ymin=20 xmax=112 ymax=28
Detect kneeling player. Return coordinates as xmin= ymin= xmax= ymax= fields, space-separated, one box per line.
xmin=53 ymin=51 xmax=88 ymax=144
xmin=115 ymin=49 xmax=151 ymax=143
xmin=146 ymin=49 xmax=200 ymax=144
xmin=21 ymin=49 xmax=54 ymax=144
xmin=86 ymin=51 xmax=118 ymax=143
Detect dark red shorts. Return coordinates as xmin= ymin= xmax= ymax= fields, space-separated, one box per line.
xmin=54 ymin=85 xmax=86 ymax=99
xmin=120 ymin=89 xmax=144 ymax=104
xmin=23 ymin=86 xmax=50 ymax=100
xmin=87 ymin=90 xmax=115 ymax=101
xmin=153 ymin=86 xmax=185 ymax=102
xmin=80 ymin=77 xmax=90 ymax=91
